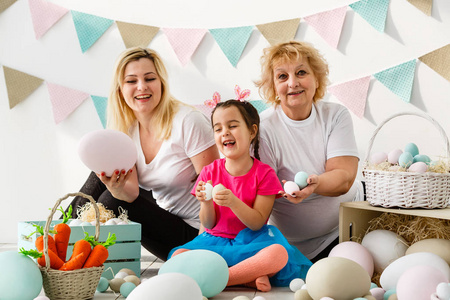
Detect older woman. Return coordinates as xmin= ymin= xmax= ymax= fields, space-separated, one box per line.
xmin=67 ymin=47 xmax=219 ymax=260
xmin=255 ymin=41 xmax=364 ymax=263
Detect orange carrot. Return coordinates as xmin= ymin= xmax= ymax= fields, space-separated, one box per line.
xmin=59 ymin=252 xmax=86 ymax=271
xmin=83 ymin=233 xmax=116 ymax=268
xmin=66 ymin=232 xmax=92 ymax=267
xmin=20 ymin=248 xmax=64 ymax=270
xmin=54 ymin=205 xmax=72 ymax=261
xmin=29 ymin=225 xmax=58 ymax=255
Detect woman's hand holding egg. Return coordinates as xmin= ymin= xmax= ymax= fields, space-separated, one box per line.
xmin=281 ymin=173 xmax=317 ymax=204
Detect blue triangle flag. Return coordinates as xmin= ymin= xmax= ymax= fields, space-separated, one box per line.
xmin=91 ymin=95 xmax=108 ymax=128
xmin=71 ymin=10 xmax=114 ymax=53
xmin=373 ymin=59 xmax=416 ymax=103
xmin=350 ymin=0 xmax=389 ymax=32
xmin=209 ymin=26 xmax=253 ymax=67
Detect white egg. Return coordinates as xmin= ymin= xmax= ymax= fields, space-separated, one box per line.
xmin=289 ymin=278 xmax=305 ymax=292
xmin=212 ymin=183 xmax=226 ymax=198
xmin=284 ymin=181 xmax=299 ymax=196
xmin=118 ymin=221 xmax=129 ymax=225
xmin=388 ymin=149 xmax=403 ymax=164
xmin=408 ymin=162 xmax=428 ymax=173
xmin=436 ymin=282 xmax=450 ymax=300
xmin=115 ymin=271 xmax=130 ymax=279
xmin=105 ymin=219 xmax=118 ymax=225
xmin=370 ymin=152 xmax=388 ymax=164
xmin=253 ymin=296 xmax=267 ymax=300
xmin=80 ymin=221 xmax=93 ymax=227
xmin=69 ymin=219 xmax=83 ymax=226
xmin=204 ymin=183 xmax=213 ymax=201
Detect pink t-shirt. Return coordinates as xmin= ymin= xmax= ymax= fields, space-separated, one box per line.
xmin=191 ymin=158 xmax=282 ymax=239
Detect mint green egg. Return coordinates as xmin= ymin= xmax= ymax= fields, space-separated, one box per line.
xmin=413 ymin=154 xmax=431 ymax=164
xmin=120 ymin=282 xmax=136 ymax=297
xmin=398 ymin=152 xmax=414 ymax=168
xmin=97 ymin=277 xmax=109 ymax=292
xmin=404 ymin=143 xmax=419 ymax=157
xmin=294 ymin=171 xmax=309 ymax=189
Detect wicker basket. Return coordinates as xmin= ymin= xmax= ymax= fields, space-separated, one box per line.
xmin=362 ymin=112 xmax=450 ymax=209
xmin=40 ymin=192 xmax=104 ymax=300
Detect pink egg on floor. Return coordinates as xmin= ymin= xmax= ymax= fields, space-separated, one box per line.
xmin=396 ymin=265 xmax=448 ymax=300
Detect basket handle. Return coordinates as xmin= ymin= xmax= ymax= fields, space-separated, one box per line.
xmin=364 ymin=111 xmax=450 ymax=162
xmin=42 ymin=192 xmax=100 ymax=270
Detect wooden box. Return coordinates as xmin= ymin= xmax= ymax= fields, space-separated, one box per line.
xmin=339 ymin=201 xmax=450 ymax=242
xmin=18 ymin=220 xmax=141 ymax=279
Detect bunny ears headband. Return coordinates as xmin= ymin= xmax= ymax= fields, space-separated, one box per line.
xmin=204 ymin=85 xmax=250 ymax=108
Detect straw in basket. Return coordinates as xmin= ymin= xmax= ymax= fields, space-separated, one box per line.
xmin=362 ymin=112 xmax=450 ymax=209
xmin=40 ymin=192 xmax=104 ymax=300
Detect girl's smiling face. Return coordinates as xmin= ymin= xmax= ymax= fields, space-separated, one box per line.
xmin=121 ymin=58 xmax=162 ymax=117
xmin=212 ymin=106 xmax=256 ymax=161
xmin=273 ymin=56 xmax=319 ymax=120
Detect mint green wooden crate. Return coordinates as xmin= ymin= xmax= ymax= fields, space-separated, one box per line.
xmin=18 ymin=220 xmax=141 ymax=279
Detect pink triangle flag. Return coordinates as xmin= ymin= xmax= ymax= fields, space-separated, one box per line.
xmin=328 ymin=76 xmax=371 ymax=118
xmin=28 ymin=0 xmax=69 ymax=39
xmin=304 ymin=6 xmax=347 ymax=49
xmin=47 ymin=82 xmax=90 ymax=124
xmin=162 ymin=28 xmax=207 ymax=66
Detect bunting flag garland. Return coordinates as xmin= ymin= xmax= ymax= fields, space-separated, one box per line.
xmin=116 ymin=21 xmax=159 ymax=49
xmin=209 ymin=26 xmax=254 ymax=67
xmin=304 ymin=7 xmax=347 ymax=49
xmin=162 ymin=28 xmax=207 ymax=66
xmin=328 ymin=76 xmax=371 ymax=118
xmin=249 ymin=100 xmax=269 ymax=114
xmin=46 ymin=82 xmax=90 ymax=124
xmin=71 ymin=10 xmax=114 ymax=53
xmin=407 ymin=0 xmax=432 ymax=16
xmin=256 ymin=18 xmax=300 ymax=46
xmin=350 ymin=0 xmax=390 ymax=33
xmin=91 ymin=95 xmax=108 ymax=128
xmin=373 ymin=59 xmax=416 ymax=103
xmin=3 ymin=66 xmax=44 ymax=109
xmin=0 ymin=0 xmax=17 ymax=14
xmin=28 ymin=0 xmax=69 ymax=39
xmin=419 ymin=44 xmax=450 ymax=82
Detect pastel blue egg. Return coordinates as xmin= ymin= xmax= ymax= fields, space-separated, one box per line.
xmin=398 ymin=152 xmax=414 ymax=168
xmin=370 ymin=282 xmax=378 ymax=289
xmin=97 ymin=277 xmax=109 ymax=292
xmin=384 ymin=289 xmax=396 ymax=300
xmin=294 ymin=172 xmax=309 ymax=189
xmin=413 ymin=154 xmax=431 ymax=164
xmin=159 ymin=250 xmax=229 ymax=298
xmin=120 ymin=282 xmax=136 ymax=297
xmin=404 ymin=143 xmax=419 ymax=157
xmin=0 ymin=251 xmax=43 ymax=300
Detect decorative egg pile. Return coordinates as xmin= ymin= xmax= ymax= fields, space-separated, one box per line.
xmin=69 ymin=217 xmax=130 ymax=227
xmin=96 ymin=268 xmax=141 ymax=297
xmin=369 ymin=142 xmax=434 ymax=173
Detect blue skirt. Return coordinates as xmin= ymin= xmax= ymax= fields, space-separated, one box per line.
xmin=169 ymin=225 xmax=312 ymax=286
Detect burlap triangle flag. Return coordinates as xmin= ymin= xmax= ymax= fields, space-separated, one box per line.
xmin=0 ymin=0 xmax=17 ymax=14
xmin=3 ymin=66 xmax=44 ymax=109
xmin=116 ymin=21 xmax=159 ymax=48
xmin=256 ymin=18 xmax=300 ymax=46
xmin=419 ymin=44 xmax=450 ymax=82
xmin=407 ymin=0 xmax=432 ymax=16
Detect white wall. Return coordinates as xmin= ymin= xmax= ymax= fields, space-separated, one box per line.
xmin=1 ymin=0 xmax=449 ymax=242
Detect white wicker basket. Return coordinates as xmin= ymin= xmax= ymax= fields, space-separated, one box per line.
xmin=362 ymin=112 xmax=450 ymax=209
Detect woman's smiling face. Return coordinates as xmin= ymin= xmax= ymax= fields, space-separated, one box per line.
xmin=121 ymin=58 xmax=162 ymax=116
xmin=273 ymin=56 xmax=318 ymax=120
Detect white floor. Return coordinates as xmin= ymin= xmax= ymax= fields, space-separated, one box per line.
xmin=1 ymin=243 xmax=295 ymax=299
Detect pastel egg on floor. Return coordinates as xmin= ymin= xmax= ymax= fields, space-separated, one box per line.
xmin=361 ymin=230 xmax=408 ymax=273
xmin=294 ymin=172 xmax=309 ymax=189
xmin=120 ymin=282 xmax=137 ymax=298
xmin=96 ymin=277 xmax=109 ymax=292
xmin=294 ymin=289 xmax=312 ymax=300
xmin=127 ymin=273 xmax=202 ymax=300
xmin=396 ymin=265 xmax=448 ymax=300
xmin=305 ymin=257 xmax=371 ymax=300
xmin=436 ymin=282 xmax=450 ymax=300
xmin=328 ymin=241 xmax=374 ymax=277
xmin=413 ymin=154 xmax=431 ymax=164
xmin=404 ymin=143 xmax=419 ymax=157
xmin=370 ymin=152 xmax=388 ymax=164
xmin=159 ymin=249 xmax=229 ymax=298
xmin=369 ymin=287 xmax=385 ymax=300
xmin=398 ymin=152 xmax=414 ymax=168
xmin=284 ymin=181 xmax=300 ymax=196
xmin=289 ymin=278 xmax=305 ymax=292
xmin=408 ymin=162 xmax=428 ymax=173
xmin=379 ymin=252 xmax=450 ymax=291
xmin=33 ymin=297 xmax=50 ymax=300
xmin=387 ymin=149 xmax=403 ymax=164
xmin=204 ymin=182 xmax=213 ymax=201
xmin=0 ymin=251 xmax=43 ymax=300
xmin=78 ymin=129 xmax=137 ymax=177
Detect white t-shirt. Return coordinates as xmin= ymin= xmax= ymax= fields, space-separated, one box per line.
xmin=259 ymin=101 xmax=363 ymax=259
xmin=130 ymin=105 xmax=215 ymax=229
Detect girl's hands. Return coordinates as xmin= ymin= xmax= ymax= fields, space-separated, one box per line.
xmin=212 ymin=188 xmax=239 ymax=208
xmin=279 ymin=174 xmax=319 ymax=204
xmin=195 ymin=181 xmax=211 ymax=202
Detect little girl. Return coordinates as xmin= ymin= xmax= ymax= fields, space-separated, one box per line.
xmin=169 ymin=99 xmax=312 ymax=292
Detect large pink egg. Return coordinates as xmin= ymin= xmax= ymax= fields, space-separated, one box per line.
xmin=329 ymin=241 xmax=374 ymax=277
xmin=78 ymin=129 xmax=137 ymax=177
xmin=396 ymin=265 xmax=448 ymax=300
